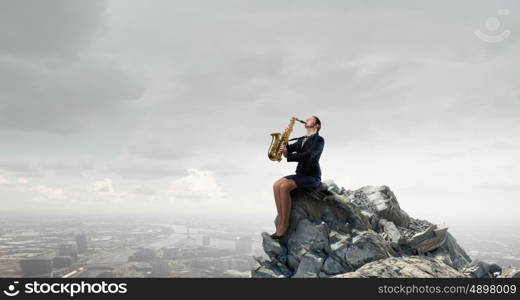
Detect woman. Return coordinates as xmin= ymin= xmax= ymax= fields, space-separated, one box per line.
xmin=271 ymin=115 xmax=324 ymax=239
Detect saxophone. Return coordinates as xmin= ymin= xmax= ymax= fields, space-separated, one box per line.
xmin=268 ymin=117 xmax=306 ymax=162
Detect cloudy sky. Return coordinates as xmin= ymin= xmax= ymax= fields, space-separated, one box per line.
xmin=1 ymin=0 xmax=519 ymax=227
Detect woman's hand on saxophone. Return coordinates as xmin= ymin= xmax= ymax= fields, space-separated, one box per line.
xmin=279 ymin=145 xmax=288 ymax=157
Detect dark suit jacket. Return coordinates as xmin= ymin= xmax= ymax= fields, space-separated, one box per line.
xmin=286 ymin=133 xmax=324 ymax=178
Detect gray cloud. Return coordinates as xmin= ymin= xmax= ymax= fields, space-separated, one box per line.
xmin=39 ymin=156 xmax=96 ymax=175
xmin=0 ymin=156 xmax=42 ymax=177
xmin=133 ymin=184 xmax=156 ymax=195
xmin=101 ymin=154 xmax=186 ymax=180
xmin=113 ymin=0 xmax=520 ymax=158
xmin=0 ymin=155 xmax=98 ymax=177
xmin=0 ymin=0 xmax=108 ymax=59
xmin=1 ymin=0 xmax=519 ymax=221
xmin=0 ymin=0 xmax=144 ymax=134
xmin=0 ymin=56 xmax=144 ymax=134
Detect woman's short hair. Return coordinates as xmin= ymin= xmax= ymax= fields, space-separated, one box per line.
xmin=312 ymin=115 xmax=321 ymax=132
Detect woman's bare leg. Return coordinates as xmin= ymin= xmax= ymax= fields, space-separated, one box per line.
xmin=277 ymin=179 xmax=298 ymax=236
xmin=272 ymin=178 xmax=285 ymax=220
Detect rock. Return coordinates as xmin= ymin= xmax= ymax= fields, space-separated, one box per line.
xmin=250 ymin=256 xmax=288 ymax=278
xmin=318 ymin=271 xmax=329 ymax=278
xmin=322 ymin=256 xmax=348 ymax=275
xmin=378 ymin=218 xmax=403 ymax=248
xmin=428 ymin=232 xmax=472 ymax=270
xmin=287 ymin=219 xmax=329 ymax=260
xmin=286 ymin=253 xmax=300 ymax=271
xmin=498 ymin=266 xmax=520 ymax=278
xmin=252 ymin=179 xmax=483 ymax=278
xmin=343 ymin=230 xmax=396 ymax=269
xmin=293 ymin=252 xmax=324 ymax=278
xmin=332 ymin=256 xmax=469 ymax=278
xmin=328 ymin=229 xmax=351 ymax=253
xmin=250 ymin=264 xmax=287 ymax=278
xmin=261 ymin=232 xmax=286 ymax=261
xmin=407 ymin=224 xmax=448 ymax=253
xmin=462 ymin=259 xmax=502 ymax=278
xmin=354 ymin=185 xmax=411 ymax=227
xmin=429 ymin=251 xmax=453 ymax=267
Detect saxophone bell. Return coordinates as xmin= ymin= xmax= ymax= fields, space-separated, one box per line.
xmin=267 ymin=117 xmax=303 ymax=162
xmin=268 ymin=133 xmax=282 ymax=162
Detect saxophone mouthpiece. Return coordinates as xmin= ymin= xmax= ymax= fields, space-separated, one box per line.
xmin=295 ymin=118 xmax=306 ymax=124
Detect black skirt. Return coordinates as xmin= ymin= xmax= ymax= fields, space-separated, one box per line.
xmin=284 ymin=174 xmax=321 ymax=188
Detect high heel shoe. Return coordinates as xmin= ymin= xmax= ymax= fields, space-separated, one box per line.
xmin=270 ymin=232 xmax=286 ymax=240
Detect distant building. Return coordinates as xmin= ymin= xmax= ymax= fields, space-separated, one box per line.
xmin=151 ymin=260 xmax=170 ymax=277
xmin=162 ymin=247 xmax=180 ymax=260
xmin=53 ymin=256 xmax=73 ymax=269
xmin=181 ymin=247 xmax=198 ymax=258
xmin=19 ymin=258 xmax=53 ymax=277
xmin=235 ymin=236 xmax=253 ymax=253
xmin=75 ymin=233 xmax=88 ymax=253
xmin=58 ymin=243 xmax=78 ymax=262
xmin=78 ymin=266 xmax=117 ymax=278
xmin=96 ymin=271 xmax=116 ymax=278
xmin=129 ymin=248 xmax=156 ymax=261
xmin=202 ymin=235 xmax=210 ymax=246
xmin=213 ymin=259 xmax=226 ymax=273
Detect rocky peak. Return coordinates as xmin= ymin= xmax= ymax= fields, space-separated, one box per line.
xmin=251 ymin=180 xmax=519 ymax=278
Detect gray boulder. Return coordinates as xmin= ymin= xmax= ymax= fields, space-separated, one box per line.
xmin=293 ymin=252 xmax=324 ymax=278
xmin=261 ymin=232 xmax=286 ymax=261
xmin=342 ymin=229 xmax=396 ymax=269
xmin=352 ymin=185 xmax=411 ymax=227
xmin=427 ymin=232 xmax=472 ymax=270
xmin=378 ymin=218 xmax=403 ymax=248
xmin=251 ymin=179 xmax=486 ymax=278
xmin=332 ymin=256 xmax=469 ymax=278
xmin=250 ymin=256 xmax=288 ymax=278
xmin=462 ymin=259 xmax=502 ymax=278
xmin=407 ymin=224 xmax=448 ymax=253
xmin=287 ymin=219 xmax=329 ymax=260
xmin=322 ymin=256 xmax=348 ymax=275
xmin=498 ymin=266 xmax=520 ymax=278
